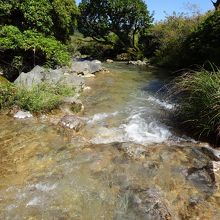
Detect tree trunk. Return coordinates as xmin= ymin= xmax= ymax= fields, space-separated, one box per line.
xmin=212 ymin=0 xmax=220 ymax=11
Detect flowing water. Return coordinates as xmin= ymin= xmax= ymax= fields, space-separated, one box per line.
xmin=0 ymin=63 xmax=220 ymax=219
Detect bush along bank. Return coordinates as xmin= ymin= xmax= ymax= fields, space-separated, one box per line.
xmin=0 ymin=82 xmax=75 ymax=113
xmin=168 ymin=68 xmax=220 ymax=145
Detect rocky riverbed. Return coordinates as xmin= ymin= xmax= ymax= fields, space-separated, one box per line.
xmin=0 ymin=62 xmax=220 ymax=219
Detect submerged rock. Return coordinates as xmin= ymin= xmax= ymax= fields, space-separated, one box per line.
xmin=200 ymin=146 xmax=220 ymax=161
xmin=187 ymin=166 xmax=215 ymax=192
xmin=59 ymin=115 xmax=85 ymax=132
xmin=106 ymin=59 xmax=114 ymax=63
xmin=14 ymin=110 xmax=33 ymax=119
xmin=117 ymin=142 xmax=146 ymax=159
xmin=128 ymin=60 xmax=148 ymax=66
xmin=126 ymin=188 xmax=172 ymax=220
xmin=62 ymin=96 xmax=84 ymax=113
xmin=186 ymin=146 xmax=220 ymax=191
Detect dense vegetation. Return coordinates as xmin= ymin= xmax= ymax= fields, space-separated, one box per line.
xmin=149 ymin=11 xmax=220 ymax=68
xmin=0 ymin=81 xmax=75 ymax=113
xmin=78 ymin=0 xmax=153 ymax=59
xmin=0 ymin=0 xmax=78 ymax=79
xmin=185 ymin=11 xmax=220 ymax=67
xmin=169 ymin=68 xmax=220 ymax=142
xmin=148 ymin=12 xmax=207 ymax=67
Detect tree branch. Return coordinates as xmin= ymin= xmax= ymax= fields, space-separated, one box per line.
xmin=211 ymin=0 xmax=220 ymax=10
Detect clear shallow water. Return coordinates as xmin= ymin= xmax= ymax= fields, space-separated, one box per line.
xmin=82 ymin=63 xmax=185 ymax=145
xmin=0 ymin=63 xmax=220 ymax=219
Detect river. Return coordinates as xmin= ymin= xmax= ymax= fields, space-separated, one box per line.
xmin=0 ymin=63 xmax=220 ymax=219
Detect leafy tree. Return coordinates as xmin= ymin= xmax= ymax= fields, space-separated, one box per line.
xmin=0 ymin=25 xmax=70 ymax=80
xmin=0 ymin=0 xmax=78 ymax=79
xmin=0 ymin=0 xmax=78 ymax=42
xmin=185 ymin=11 xmax=220 ymax=67
xmin=212 ymin=0 xmax=220 ymax=11
xmin=149 ymin=13 xmax=199 ymax=67
xmin=51 ymin=0 xmax=78 ymax=42
xmin=78 ymin=0 xmax=152 ymax=51
xmin=148 ymin=12 xmax=211 ymax=68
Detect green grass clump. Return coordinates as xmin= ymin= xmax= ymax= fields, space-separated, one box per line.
xmin=170 ymin=68 xmax=220 ymax=138
xmin=0 ymin=83 xmax=75 ymax=113
xmin=0 ymin=83 xmax=16 ymax=109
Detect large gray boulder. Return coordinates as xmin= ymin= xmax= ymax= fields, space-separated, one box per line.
xmin=70 ymin=60 xmax=103 ymax=76
xmin=14 ymin=65 xmax=84 ymax=92
xmin=15 ymin=65 xmax=45 ymax=87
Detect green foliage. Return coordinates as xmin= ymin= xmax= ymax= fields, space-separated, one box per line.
xmin=0 ymin=25 xmax=70 ymax=79
xmin=149 ymin=12 xmax=206 ymax=67
xmin=52 ymin=0 xmax=79 ymax=42
xmin=185 ymin=11 xmax=220 ymax=66
xmin=0 ymin=0 xmax=78 ymax=42
xmin=0 ymin=82 xmax=15 ymax=109
xmin=169 ymin=68 xmax=220 ymax=138
xmin=78 ymin=0 xmax=152 ymax=52
xmin=148 ymin=11 xmax=220 ymax=68
xmin=0 ymin=0 xmax=17 ymax=17
xmin=0 ymin=82 xmax=75 ymax=113
xmin=0 ymin=0 xmax=78 ymax=79
xmin=68 ymin=33 xmax=116 ymax=59
xmin=19 ymin=0 xmax=53 ymax=34
xmin=79 ymin=41 xmax=115 ymax=59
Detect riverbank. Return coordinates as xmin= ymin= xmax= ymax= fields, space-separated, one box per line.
xmin=0 ymin=59 xmax=104 ymax=114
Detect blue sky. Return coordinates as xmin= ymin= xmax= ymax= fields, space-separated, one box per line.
xmin=76 ymin=0 xmax=214 ymax=21
xmin=147 ymin=0 xmax=213 ymax=21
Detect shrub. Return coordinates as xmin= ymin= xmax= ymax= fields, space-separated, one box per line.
xmin=0 ymin=83 xmax=16 ymax=109
xmin=0 ymin=25 xmax=70 ymax=79
xmin=185 ymin=11 xmax=220 ymax=67
xmin=149 ymin=12 xmax=210 ymax=68
xmin=0 ymin=0 xmax=78 ymax=79
xmin=169 ymin=68 xmax=220 ymax=139
xmin=0 ymin=82 xmax=75 ymax=113
xmin=0 ymin=0 xmax=78 ymax=42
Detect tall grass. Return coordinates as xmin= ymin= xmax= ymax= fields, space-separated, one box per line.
xmin=0 ymin=83 xmax=75 ymax=113
xmin=169 ymin=68 xmax=220 ymax=139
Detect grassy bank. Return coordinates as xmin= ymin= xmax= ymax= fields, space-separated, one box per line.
xmin=169 ymin=68 xmax=220 ymax=142
xmin=0 ymin=82 xmax=75 ymax=113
